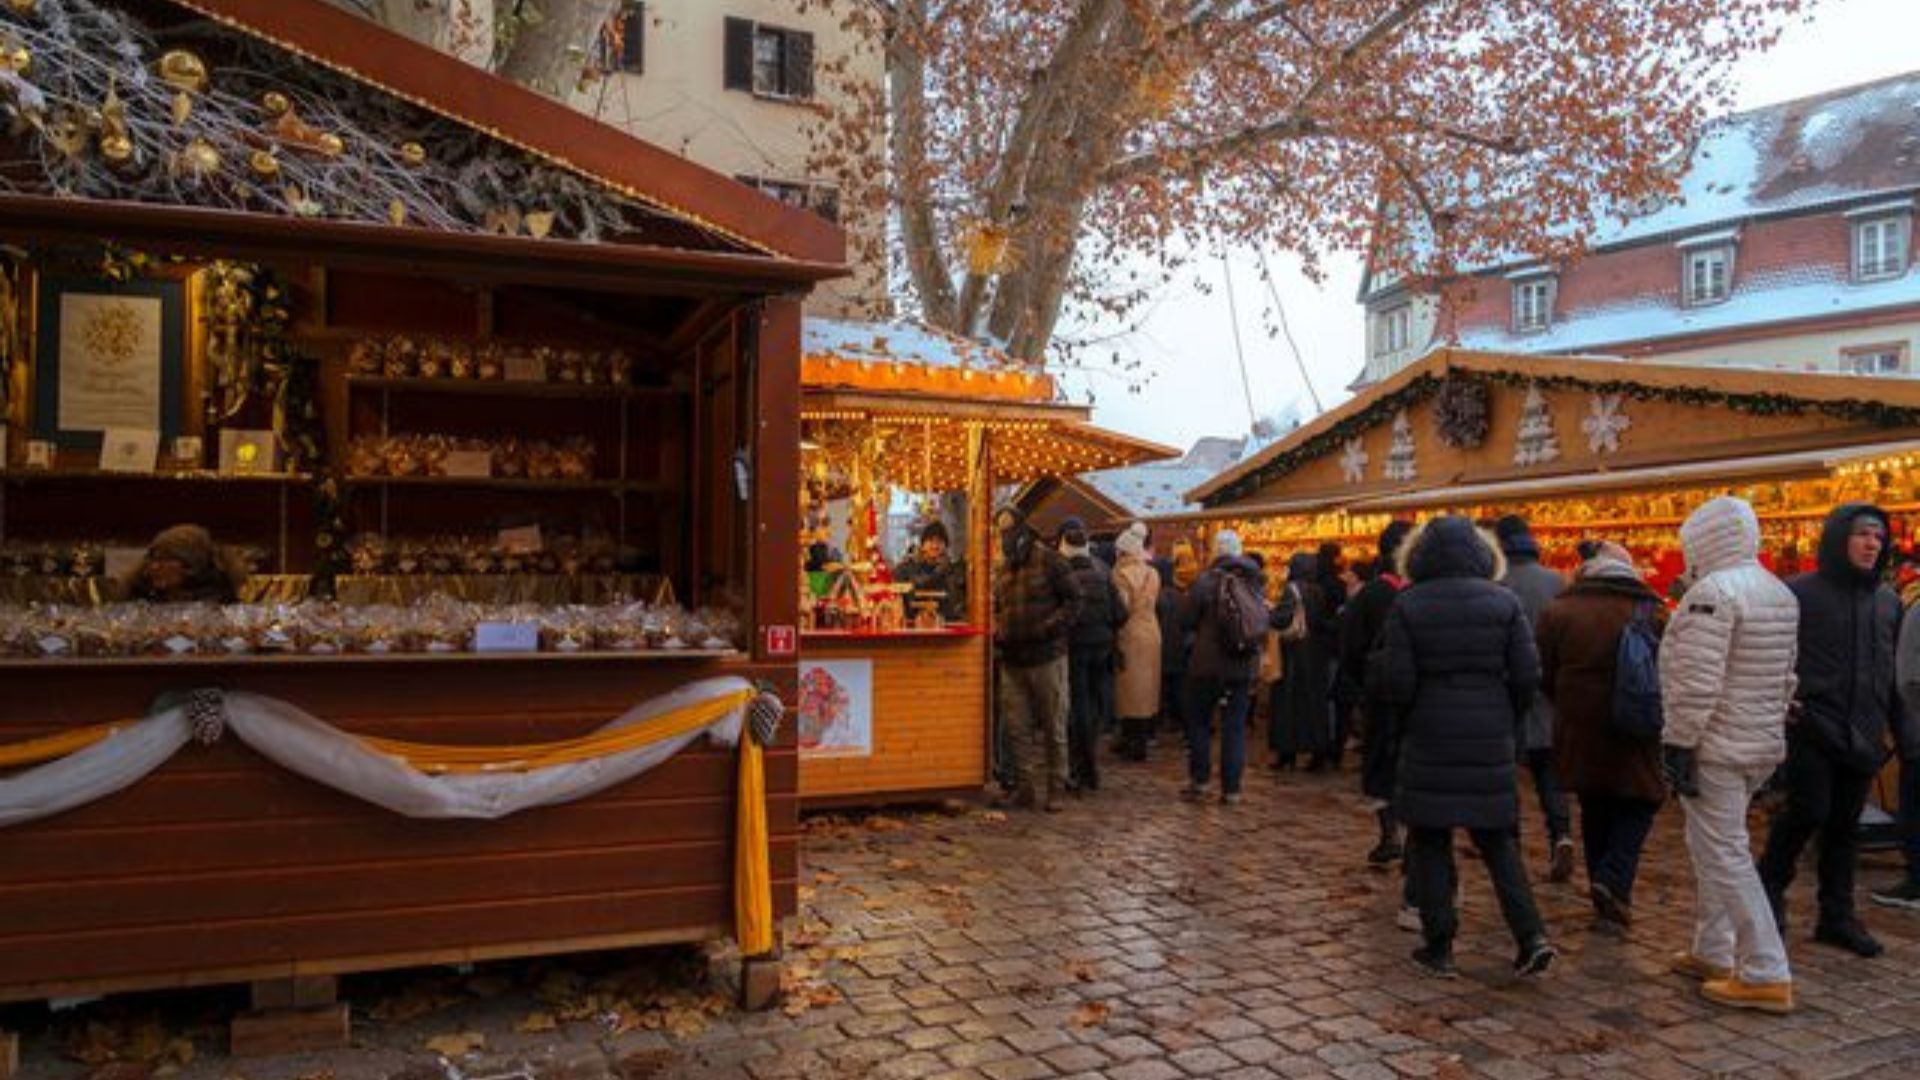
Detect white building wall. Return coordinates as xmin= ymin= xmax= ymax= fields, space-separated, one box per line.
xmin=573 ymin=1 xmax=887 ymax=320
xmin=1637 ymin=321 xmax=1920 ymax=375
xmin=1360 ymin=294 xmax=1441 ymax=384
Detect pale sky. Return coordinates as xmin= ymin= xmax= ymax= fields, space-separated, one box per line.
xmin=1061 ymin=0 xmax=1920 ymax=453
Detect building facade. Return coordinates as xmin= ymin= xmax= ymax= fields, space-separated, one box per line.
xmin=1357 ymin=73 xmax=1920 ymax=386
xmin=573 ymin=1 xmax=887 ymax=319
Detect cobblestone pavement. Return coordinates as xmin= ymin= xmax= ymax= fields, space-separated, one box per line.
xmin=10 ymin=747 xmax=1920 ymax=1079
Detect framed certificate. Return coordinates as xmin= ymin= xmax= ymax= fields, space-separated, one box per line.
xmin=32 ymin=276 xmax=187 ymax=450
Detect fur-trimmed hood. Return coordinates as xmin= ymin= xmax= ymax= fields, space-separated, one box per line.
xmin=1396 ymin=516 xmax=1507 ymax=584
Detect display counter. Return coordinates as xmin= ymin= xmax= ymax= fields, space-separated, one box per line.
xmin=797 ymin=628 xmax=990 ymax=806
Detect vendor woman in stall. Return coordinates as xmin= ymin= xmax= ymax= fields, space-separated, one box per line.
xmin=124 ymin=524 xmax=244 ymax=604
xmin=897 ymin=520 xmax=967 ymax=624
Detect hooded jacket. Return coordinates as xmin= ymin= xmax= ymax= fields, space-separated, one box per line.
xmin=1538 ymin=565 xmax=1668 ymax=803
xmin=1787 ymin=502 xmax=1914 ymax=773
xmin=1379 ymin=517 xmax=1541 ymax=831
xmin=1658 ymin=497 xmax=1799 ymax=768
xmin=1497 ymin=525 xmax=1567 ymax=752
xmin=993 ymin=521 xmax=1082 ymax=668
xmin=1182 ymin=554 xmax=1268 ymax=682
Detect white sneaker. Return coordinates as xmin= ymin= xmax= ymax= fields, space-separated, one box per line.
xmin=1396 ymin=905 xmax=1422 ymax=932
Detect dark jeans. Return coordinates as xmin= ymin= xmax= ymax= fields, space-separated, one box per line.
xmin=1067 ymin=646 xmax=1113 ymax=789
xmin=1407 ymin=826 xmax=1546 ymax=950
xmin=1577 ymin=793 xmax=1660 ymax=906
xmin=1185 ymin=676 xmax=1251 ymax=794
xmin=1524 ymin=747 xmax=1572 ymax=841
xmin=1161 ymin=669 xmax=1186 ymax=733
xmin=1902 ymin=757 xmax=1920 ymax=882
xmin=1759 ymin=731 xmax=1874 ymax=927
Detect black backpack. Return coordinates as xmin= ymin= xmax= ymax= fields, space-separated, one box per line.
xmin=1610 ymin=600 xmax=1663 ymax=740
xmin=1215 ymin=571 xmax=1269 ymax=656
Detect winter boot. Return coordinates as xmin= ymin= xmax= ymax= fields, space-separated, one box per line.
xmin=1367 ymin=808 xmax=1403 ymax=865
xmin=1813 ymin=918 xmax=1885 ymax=958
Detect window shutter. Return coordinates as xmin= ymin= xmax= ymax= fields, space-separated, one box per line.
xmin=786 ymin=30 xmax=815 ymax=98
xmin=622 ymin=2 xmax=646 ymax=73
xmin=812 ymin=185 xmax=841 ymax=224
xmin=723 ymin=17 xmax=754 ymax=91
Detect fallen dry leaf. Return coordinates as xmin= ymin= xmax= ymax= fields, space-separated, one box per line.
xmin=1071 ymin=1002 xmax=1110 ymax=1028
xmin=886 ymin=858 xmax=916 ymax=871
xmin=978 ymin=810 xmax=1008 ymax=823
xmin=423 ymin=1031 xmax=485 ymax=1058
xmin=516 ymin=1011 xmax=559 ymax=1034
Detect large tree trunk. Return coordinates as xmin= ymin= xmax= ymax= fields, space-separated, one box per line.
xmin=497 ymin=0 xmax=622 ymax=94
xmin=357 ymin=0 xmax=497 ymax=68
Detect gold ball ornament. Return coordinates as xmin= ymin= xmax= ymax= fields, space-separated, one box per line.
xmin=8 ymin=0 xmax=36 ymax=14
xmin=248 ymin=149 xmax=280 ymax=179
xmin=177 ymin=138 xmax=220 ymax=180
xmin=260 ymin=91 xmax=290 ymax=117
xmin=156 ymin=50 xmax=208 ymax=93
xmin=0 ymin=45 xmax=28 ymax=75
xmin=317 ymin=132 xmax=344 ymax=157
xmin=398 ymin=141 xmax=426 ymax=167
xmin=99 ymin=134 xmax=134 ymax=165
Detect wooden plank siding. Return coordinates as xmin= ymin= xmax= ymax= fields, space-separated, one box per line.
xmin=798 ymin=634 xmax=989 ymax=802
xmin=0 ymin=657 xmax=798 ymax=1002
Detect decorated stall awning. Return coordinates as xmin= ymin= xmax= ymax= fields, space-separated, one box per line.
xmin=0 ymin=0 xmax=845 ymax=293
xmin=802 ymin=318 xmax=1177 ymax=489
xmin=1188 ymin=348 xmax=1920 ymax=513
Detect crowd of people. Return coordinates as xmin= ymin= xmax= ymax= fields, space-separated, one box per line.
xmin=988 ymin=498 xmax=1920 ymax=1015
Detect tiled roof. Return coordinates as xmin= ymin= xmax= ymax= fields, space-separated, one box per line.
xmin=1083 ymin=463 xmax=1222 ymax=518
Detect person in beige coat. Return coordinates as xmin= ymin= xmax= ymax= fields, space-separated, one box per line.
xmin=1112 ymin=522 xmax=1164 ymax=762
xmin=1660 ymin=496 xmax=1800 ymax=1014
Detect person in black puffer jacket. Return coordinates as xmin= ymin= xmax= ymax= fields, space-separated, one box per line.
xmin=1061 ymin=517 xmax=1127 ymax=794
xmin=1758 ymin=503 xmax=1918 ymax=958
xmin=1338 ymin=519 xmax=1415 ymax=864
xmin=1379 ymin=516 xmax=1554 ymax=980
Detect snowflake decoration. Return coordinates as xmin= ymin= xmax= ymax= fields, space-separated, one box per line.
xmin=1339 ymin=437 xmax=1369 ymax=484
xmin=1583 ymin=393 xmax=1632 ymax=455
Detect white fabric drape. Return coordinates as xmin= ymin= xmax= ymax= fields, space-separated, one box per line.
xmin=0 ymin=676 xmax=752 ymax=827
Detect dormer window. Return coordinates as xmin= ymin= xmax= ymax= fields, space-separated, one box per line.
xmin=1372 ymin=303 xmax=1411 ymax=357
xmin=1510 ymin=274 xmax=1555 ymax=333
xmin=1852 ymin=212 xmax=1910 ymax=282
xmin=1681 ymin=242 xmax=1734 ymax=306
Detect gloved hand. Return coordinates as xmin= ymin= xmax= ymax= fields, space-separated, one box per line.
xmin=1662 ymin=745 xmax=1701 ymax=798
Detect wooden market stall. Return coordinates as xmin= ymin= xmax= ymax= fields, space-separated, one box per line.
xmin=793 ymin=325 xmax=1176 ymax=806
xmin=0 ymin=0 xmax=843 ymax=1050
xmin=1175 ymin=346 xmax=1920 ymax=828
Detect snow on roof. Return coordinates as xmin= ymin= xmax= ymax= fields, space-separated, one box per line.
xmin=1594 ymin=72 xmax=1920 ymax=249
xmin=804 ymin=316 xmax=1025 ymax=370
xmin=1367 ymin=72 xmax=1920 ymax=298
xmin=1460 ymin=262 xmax=1920 ymax=353
xmin=1083 ymin=463 xmax=1222 ymax=517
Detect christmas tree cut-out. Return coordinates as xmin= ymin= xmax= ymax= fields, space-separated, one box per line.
xmin=1383 ymin=409 xmax=1417 ymax=481
xmin=1513 ymin=383 xmax=1561 ymax=466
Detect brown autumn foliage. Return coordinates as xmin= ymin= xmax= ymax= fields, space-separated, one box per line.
xmin=359 ymin=0 xmax=1804 ymax=365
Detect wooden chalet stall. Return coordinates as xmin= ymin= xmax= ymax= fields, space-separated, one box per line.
xmin=0 ymin=0 xmax=843 ymax=1048
xmin=795 ymin=323 xmax=1175 ymax=805
xmin=1179 ymin=347 xmax=1920 ymax=824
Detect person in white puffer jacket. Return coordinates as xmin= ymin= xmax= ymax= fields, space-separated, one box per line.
xmin=1659 ymin=496 xmax=1800 ymax=1014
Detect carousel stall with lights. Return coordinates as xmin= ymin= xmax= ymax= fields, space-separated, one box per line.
xmin=0 ymin=0 xmax=844 ymax=1051
xmin=794 ymin=321 xmax=1175 ymax=806
xmin=1174 ymin=347 xmax=1920 ymax=827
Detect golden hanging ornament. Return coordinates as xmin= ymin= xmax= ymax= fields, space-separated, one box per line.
xmin=317 ymin=132 xmax=344 ymax=157
xmin=387 ymin=199 xmax=406 ymax=226
xmin=156 ymin=50 xmax=208 ymax=92
xmin=170 ymin=92 xmax=192 ymax=126
xmin=98 ymin=134 xmax=133 ymax=165
xmin=962 ymin=221 xmax=1015 ymax=275
xmin=248 ymin=149 xmax=280 ymax=179
xmin=398 ymin=141 xmax=426 ymax=167
xmin=523 ymin=210 xmax=555 ymax=239
xmin=174 ymin=138 xmax=221 ymax=182
xmin=8 ymin=0 xmax=37 ymax=14
xmin=1 ymin=45 xmax=29 ymax=76
xmin=260 ymin=91 xmax=291 ymax=117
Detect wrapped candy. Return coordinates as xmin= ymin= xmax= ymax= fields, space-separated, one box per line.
xmin=384 ymin=336 xmax=419 ymax=378
xmin=448 ymin=342 xmax=477 ymax=380
xmin=347 ymin=338 xmax=386 ymax=376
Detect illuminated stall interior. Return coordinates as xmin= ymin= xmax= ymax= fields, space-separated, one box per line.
xmin=795 ymin=324 xmax=1176 ymax=804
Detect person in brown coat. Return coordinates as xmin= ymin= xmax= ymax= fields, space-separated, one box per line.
xmin=1536 ymin=542 xmax=1668 ymax=933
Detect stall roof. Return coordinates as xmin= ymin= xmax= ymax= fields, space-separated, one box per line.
xmin=170 ymin=0 xmax=843 ymax=265
xmin=803 ymin=317 xmax=1056 ymax=403
xmin=1189 ymin=347 xmax=1920 ymax=506
xmin=1345 ymin=438 xmax=1920 ymax=513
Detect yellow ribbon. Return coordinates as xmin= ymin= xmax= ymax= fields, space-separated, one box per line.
xmin=0 ymin=722 xmax=123 ymax=769
xmin=734 ymin=732 xmax=774 ymax=956
xmin=357 ymin=689 xmax=753 ymax=774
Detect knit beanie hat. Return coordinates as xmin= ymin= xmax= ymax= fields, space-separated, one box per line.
xmin=1213 ymin=529 xmax=1243 ymax=559
xmin=1115 ymin=521 xmax=1148 ymax=559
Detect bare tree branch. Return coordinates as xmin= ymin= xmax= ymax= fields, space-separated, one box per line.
xmin=887 ymin=0 xmax=957 ymax=325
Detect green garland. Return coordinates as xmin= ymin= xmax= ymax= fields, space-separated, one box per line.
xmin=1206 ymin=367 xmax=1920 ymax=507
